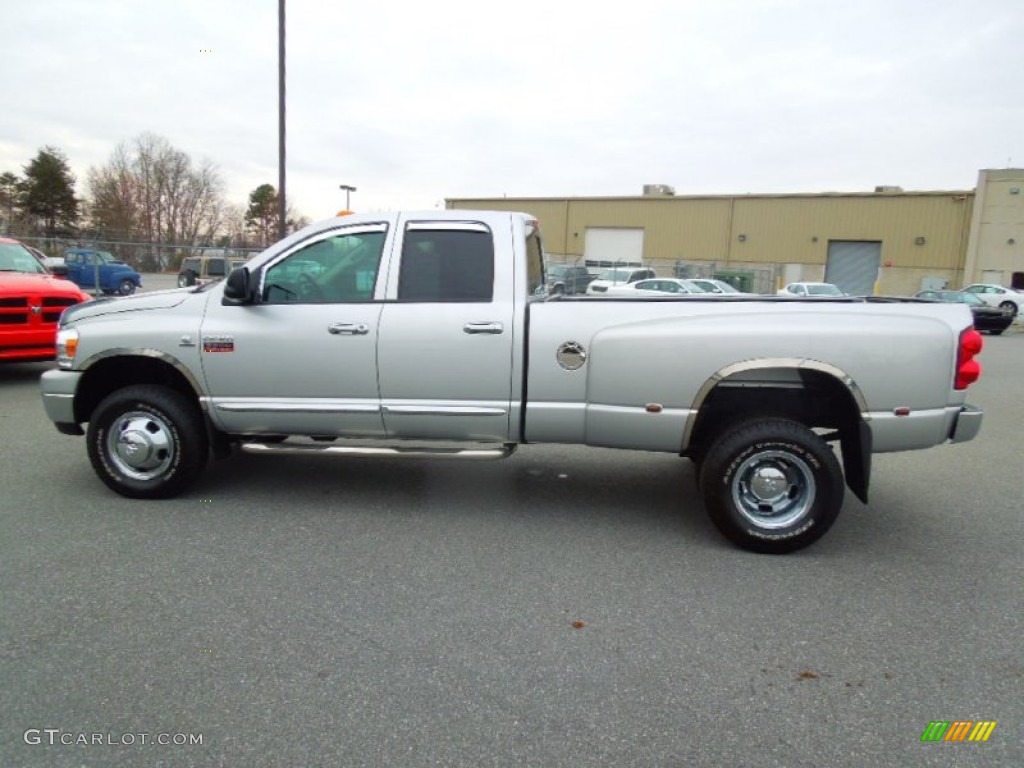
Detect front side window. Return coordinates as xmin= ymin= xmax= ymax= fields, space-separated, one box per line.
xmin=263 ymin=230 xmax=386 ymax=304
xmin=398 ymin=229 xmax=494 ymax=302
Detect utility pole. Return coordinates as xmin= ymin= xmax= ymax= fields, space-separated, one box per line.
xmin=278 ymin=0 xmax=287 ymax=240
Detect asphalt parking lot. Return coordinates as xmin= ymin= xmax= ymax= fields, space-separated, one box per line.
xmin=1 ymin=305 xmax=1021 ymax=766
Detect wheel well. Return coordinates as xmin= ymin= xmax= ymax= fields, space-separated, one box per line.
xmin=74 ymin=356 xmax=201 ymax=425
xmin=686 ymin=368 xmax=870 ymax=502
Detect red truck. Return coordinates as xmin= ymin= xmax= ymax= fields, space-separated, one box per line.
xmin=0 ymin=237 xmax=91 ymax=362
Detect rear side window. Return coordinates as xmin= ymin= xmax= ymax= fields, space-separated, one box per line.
xmin=398 ymin=229 xmax=494 ymax=302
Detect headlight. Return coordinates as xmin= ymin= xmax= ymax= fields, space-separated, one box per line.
xmin=56 ymin=328 xmax=79 ymax=369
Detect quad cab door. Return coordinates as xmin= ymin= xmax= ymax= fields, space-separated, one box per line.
xmin=376 ymin=217 xmax=518 ymax=441
xmin=199 ymin=221 xmax=391 ymax=437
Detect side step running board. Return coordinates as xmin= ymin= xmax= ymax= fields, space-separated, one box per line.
xmin=239 ymin=441 xmax=517 ymax=460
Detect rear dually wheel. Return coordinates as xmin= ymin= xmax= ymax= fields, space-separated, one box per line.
xmin=699 ymin=418 xmax=844 ymax=554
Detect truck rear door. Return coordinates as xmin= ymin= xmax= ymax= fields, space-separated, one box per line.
xmin=376 ymin=218 xmax=515 ymax=441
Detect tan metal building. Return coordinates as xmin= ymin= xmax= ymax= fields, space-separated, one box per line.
xmin=447 ymin=168 xmax=1024 ymax=295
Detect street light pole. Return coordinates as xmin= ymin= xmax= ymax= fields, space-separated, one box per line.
xmin=339 ymin=184 xmax=357 ymax=211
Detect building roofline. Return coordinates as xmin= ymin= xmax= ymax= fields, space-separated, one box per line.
xmin=447 ymin=189 xmax=976 ymax=203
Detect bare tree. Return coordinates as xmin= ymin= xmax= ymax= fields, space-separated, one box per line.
xmin=86 ymin=133 xmax=226 ymax=270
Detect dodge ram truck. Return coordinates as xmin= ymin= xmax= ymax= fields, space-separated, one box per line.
xmin=40 ymin=210 xmax=984 ymax=553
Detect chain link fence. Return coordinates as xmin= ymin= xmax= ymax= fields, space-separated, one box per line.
xmin=13 ymin=235 xmax=262 ymax=273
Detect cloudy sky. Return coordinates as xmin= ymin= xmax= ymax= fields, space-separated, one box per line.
xmin=1 ymin=0 xmax=1020 ymax=219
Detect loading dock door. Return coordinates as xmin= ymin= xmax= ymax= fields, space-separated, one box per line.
xmin=583 ymin=228 xmax=644 ymax=267
xmin=825 ymin=241 xmax=881 ymax=296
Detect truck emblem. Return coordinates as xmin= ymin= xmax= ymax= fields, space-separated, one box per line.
xmin=30 ymin=304 xmax=42 ymax=315
xmin=556 ymin=341 xmax=587 ymax=370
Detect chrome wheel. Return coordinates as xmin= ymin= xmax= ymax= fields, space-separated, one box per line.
xmin=731 ymin=449 xmax=816 ymax=529
xmin=106 ymin=410 xmax=176 ymax=481
xmin=700 ymin=418 xmax=843 ymax=553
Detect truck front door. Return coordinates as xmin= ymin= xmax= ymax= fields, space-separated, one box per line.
xmin=199 ymin=223 xmax=390 ymax=437
xmin=376 ymin=220 xmax=515 ymax=441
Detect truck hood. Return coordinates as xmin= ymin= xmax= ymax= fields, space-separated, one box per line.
xmin=62 ymin=287 xmax=196 ymax=324
xmin=0 ymin=272 xmax=91 ymax=300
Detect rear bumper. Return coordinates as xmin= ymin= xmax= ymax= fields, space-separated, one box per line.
xmin=869 ymin=404 xmax=983 ymax=452
xmin=949 ymin=404 xmax=983 ymax=444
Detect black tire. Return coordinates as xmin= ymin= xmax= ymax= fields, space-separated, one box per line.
xmin=699 ymin=418 xmax=844 ymax=554
xmin=550 ymin=283 xmax=565 ymax=296
xmin=86 ymin=385 xmax=208 ymax=499
xmin=989 ymin=329 xmax=1004 ymax=336
xmin=997 ymin=301 xmax=1017 ymax=314
xmin=117 ymin=278 xmax=136 ymax=295
xmin=178 ymin=270 xmax=197 ymax=288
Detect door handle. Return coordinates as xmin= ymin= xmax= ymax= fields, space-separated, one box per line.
xmin=463 ymin=321 xmax=504 ymax=335
xmin=328 ymin=322 xmax=370 ymax=335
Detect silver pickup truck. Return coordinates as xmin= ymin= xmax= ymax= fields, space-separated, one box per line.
xmin=41 ymin=210 xmax=984 ymax=553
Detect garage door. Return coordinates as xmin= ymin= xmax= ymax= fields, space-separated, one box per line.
xmin=825 ymin=241 xmax=881 ymax=296
xmin=583 ymin=228 xmax=644 ymax=267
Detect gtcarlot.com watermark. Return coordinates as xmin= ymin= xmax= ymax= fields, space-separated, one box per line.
xmin=24 ymin=728 xmax=203 ymax=747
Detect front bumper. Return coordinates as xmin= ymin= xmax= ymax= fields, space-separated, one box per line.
xmin=40 ymin=368 xmax=84 ymax=433
xmin=949 ymin=404 xmax=983 ymax=444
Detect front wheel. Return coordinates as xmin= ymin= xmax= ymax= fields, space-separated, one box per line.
xmin=86 ymin=385 xmax=209 ymax=498
xmin=117 ymin=278 xmax=136 ymax=295
xmin=997 ymin=300 xmax=1018 ymax=315
xmin=699 ymin=418 xmax=844 ymax=554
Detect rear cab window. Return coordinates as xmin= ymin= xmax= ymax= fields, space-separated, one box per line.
xmin=524 ymin=221 xmax=545 ymax=298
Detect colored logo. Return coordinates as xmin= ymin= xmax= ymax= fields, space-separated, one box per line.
xmin=920 ymin=721 xmax=997 ymax=742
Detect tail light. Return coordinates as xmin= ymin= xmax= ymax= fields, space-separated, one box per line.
xmin=954 ymin=327 xmax=983 ymax=390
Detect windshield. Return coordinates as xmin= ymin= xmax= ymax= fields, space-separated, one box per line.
xmin=950 ymin=291 xmax=983 ymax=305
xmin=713 ymin=281 xmax=741 ymax=293
xmin=0 ymin=243 xmax=48 ymax=274
xmin=547 ymin=265 xmax=568 ymax=278
xmin=598 ymin=269 xmax=634 ymax=282
xmin=806 ymin=284 xmax=844 ymax=296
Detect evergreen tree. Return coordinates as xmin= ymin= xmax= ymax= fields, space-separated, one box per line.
xmin=244 ymin=184 xmax=278 ymax=246
xmin=22 ymin=147 xmax=78 ymax=236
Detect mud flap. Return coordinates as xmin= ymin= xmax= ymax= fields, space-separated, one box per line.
xmin=841 ymin=420 xmax=871 ymax=504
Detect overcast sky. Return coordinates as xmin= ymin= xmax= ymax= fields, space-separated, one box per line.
xmin=1 ymin=0 xmax=1020 ymax=219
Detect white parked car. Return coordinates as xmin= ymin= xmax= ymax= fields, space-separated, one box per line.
xmin=586 ymin=267 xmax=656 ymax=295
xmin=778 ymin=282 xmax=846 ymax=297
xmin=686 ymin=278 xmax=755 ymax=295
xmin=604 ymin=278 xmax=708 ymax=296
xmin=961 ymin=284 xmax=1024 ymax=315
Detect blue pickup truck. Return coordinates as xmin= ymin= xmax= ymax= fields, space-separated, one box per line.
xmin=63 ymin=249 xmax=142 ymax=295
